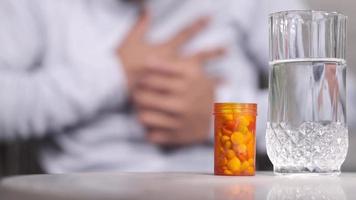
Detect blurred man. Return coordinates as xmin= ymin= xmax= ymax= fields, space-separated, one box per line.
xmin=0 ymin=0 xmax=304 ymax=173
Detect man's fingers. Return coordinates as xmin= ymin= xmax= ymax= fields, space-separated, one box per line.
xmin=167 ymin=16 xmax=210 ymax=50
xmin=139 ymin=61 xmax=185 ymax=93
xmin=138 ymin=73 xmax=185 ymax=94
xmin=138 ymin=110 xmax=181 ymax=130
xmin=133 ymin=89 xmax=185 ymax=114
xmin=191 ymin=47 xmax=226 ymax=63
xmin=144 ymin=59 xmax=183 ymax=77
xmin=131 ymin=8 xmax=151 ymax=40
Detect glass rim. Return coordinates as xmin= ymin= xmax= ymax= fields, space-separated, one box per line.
xmin=269 ymin=10 xmax=347 ymax=19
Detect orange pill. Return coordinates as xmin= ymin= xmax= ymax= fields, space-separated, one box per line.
xmin=221 ymin=135 xmax=230 ymax=144
xmin=238 ymin=126 xmax=249 ymax=135
xmin=224 ymin=120 xmax=237 ymax=131
xmin=248 ymin=158 xmax=254 ymax=166
xmin=223 ymin=113 xmax=234 ymax=121
xmin=247 ymin=142 xmax=255 ymax=158
xmin=224 ymin=169 xmax=233 ymax=175
xmin=222 ymin=127 xmax=233 ymax=136
xmin=231 ymin=132 xmax=244 ymax=145
xmin=224 ymin=141 xmax=232 ymax=149
xmin=245 ymin=167 xmax=255 ymax=175
xmin=236 ymin=144 xmax=247 ymax=154
xmin=241 ymin=161 xmax=250 ymax=171
xmin=227 ymin=157 xmax=241 ymax=172
xmin=245 ymin=131 xmax=253 ymax=144
xmin=226 ymin=150 xmax=236 ymax=159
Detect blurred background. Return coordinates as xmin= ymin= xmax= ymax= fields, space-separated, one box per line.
xmin=0 ymin=0 xmax=355 ymax=176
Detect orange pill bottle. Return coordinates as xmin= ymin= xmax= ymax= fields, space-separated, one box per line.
xmin=214 ymin=103 xmax=257 ymax=176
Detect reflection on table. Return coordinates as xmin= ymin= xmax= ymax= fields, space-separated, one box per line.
xmin=0 ymin=172 xmax=355 ymax=200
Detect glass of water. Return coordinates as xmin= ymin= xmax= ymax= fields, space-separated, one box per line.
xmin=266 ymin=10 xmax=348 ymax=175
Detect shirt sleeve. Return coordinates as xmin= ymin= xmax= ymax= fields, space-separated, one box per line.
xmin=0 ymin=0 xmax=128 ymax=140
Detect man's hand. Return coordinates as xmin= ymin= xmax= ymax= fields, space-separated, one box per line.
xmin=117 ymin=9 xmax=210 ymax=91
xmin=118 ymin=8 xmax=225 ymax=146
xmin=134 ymin=49 xmax=224 ymax=146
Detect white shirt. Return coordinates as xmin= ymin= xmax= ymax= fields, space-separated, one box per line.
xmin=0 ymin=0 xmax=305 ymax=173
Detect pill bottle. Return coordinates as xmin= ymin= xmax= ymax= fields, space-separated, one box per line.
xmin=214 ymin=103 xmax=257 ymax=176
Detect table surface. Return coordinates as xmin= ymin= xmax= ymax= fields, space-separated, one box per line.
xmin=1 ymin=172 xmax=356 ymax=200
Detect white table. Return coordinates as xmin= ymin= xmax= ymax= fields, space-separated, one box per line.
xmin=1 ymin=172 xmax=356 ymax=200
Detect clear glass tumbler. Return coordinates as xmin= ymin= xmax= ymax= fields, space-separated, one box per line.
xmin=266 ymin=10 xmax=348 ymax=175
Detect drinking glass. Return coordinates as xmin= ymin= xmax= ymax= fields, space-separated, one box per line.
xmin=266 ymin=10 xmax=348 ymax=175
